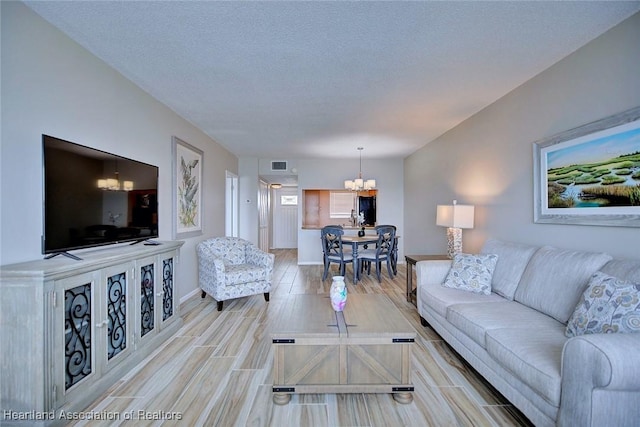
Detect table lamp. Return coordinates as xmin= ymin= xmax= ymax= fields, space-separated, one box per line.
xmin=436 ymin=200 xmax=475 ymax=258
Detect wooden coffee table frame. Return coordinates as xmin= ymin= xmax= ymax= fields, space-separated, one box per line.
xmin=272 ymin=294 xmax=415 ymax=404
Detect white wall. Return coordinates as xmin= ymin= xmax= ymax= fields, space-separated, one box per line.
xmin=404 ymin=12 xmax=640 ymax=260
xmin=0 ymin=2 xmax=238 ymax=300
xmin=297 ymin=157 xmax=404 ymax=264
xmin=238 ymin=157 xmax=259 ymax=245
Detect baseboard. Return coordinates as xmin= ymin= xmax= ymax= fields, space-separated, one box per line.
xmin=180 ymin=287 xmax=201 ymax=304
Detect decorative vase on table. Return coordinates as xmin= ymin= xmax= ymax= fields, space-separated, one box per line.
xmin=330 ymin=276 xmax=347 ymax=312
xmin=358 ymin=226 xmax=365 ymax=237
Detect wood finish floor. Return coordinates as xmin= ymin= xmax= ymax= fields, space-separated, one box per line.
xmin=71 ymin=249 xmax=534 ymax=427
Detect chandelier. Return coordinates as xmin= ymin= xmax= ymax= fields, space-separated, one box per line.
xmin=344 ymin=147 xmax=376 ymax=191
xmin=97 ymin=160 xmax=133 ymax=191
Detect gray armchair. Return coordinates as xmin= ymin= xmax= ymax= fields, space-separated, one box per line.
xmin=197 ymin=237 xmax=274 ymax=311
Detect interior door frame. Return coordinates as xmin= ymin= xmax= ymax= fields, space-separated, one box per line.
xmin=225 ymin=171 xmax=239 ymax=237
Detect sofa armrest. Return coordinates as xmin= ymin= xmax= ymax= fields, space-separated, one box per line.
xmin=416 ymin=259 xmax=452 ymax=287
xmin=558 ymin=333 xmax=640 ymax=426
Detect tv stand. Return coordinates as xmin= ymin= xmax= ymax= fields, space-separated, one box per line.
xmin=1 ymin=241 xmax=184 ymax=420
xmin=44 ymin=251 xmax=82 ymax=261
xmin=130 ymin=238 xmax=161 ymax=246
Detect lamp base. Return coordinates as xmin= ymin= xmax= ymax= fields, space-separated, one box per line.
xmin=446 ymin=227 xmax=462 ymax=259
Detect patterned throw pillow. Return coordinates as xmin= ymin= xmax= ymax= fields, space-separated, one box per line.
xmin=566 ymin=271 xmax=640 ymax=337
xmin=442 ymin=253 xmax=498 ymax=295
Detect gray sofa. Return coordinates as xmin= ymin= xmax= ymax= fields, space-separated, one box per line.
xmin=416 ymin=239 xmax=640 ymax=427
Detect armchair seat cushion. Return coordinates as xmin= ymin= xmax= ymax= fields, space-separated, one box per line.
xmin=225 ymin=263 xmax=269 ymax=284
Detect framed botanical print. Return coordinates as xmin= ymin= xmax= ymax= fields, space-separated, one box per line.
xmin=172 ymin=136 xmax=203 ymax=238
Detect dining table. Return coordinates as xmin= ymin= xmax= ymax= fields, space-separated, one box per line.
xmin=341 ymin=234 xmax=399 ymax=283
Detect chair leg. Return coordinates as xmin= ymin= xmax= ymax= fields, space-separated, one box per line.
xmin=201 ymin=290 xmax=206 ymax=298
xmin=386 ymin=258 xmax=394 ymax=279
xmin=322 ymin=259 xmax=329 ymax=281
xmin=264 ymin=292 xmax=270 ymax=302
xmin=392 ymin=251 xmax=398 ymax=275
xmin=216 ymin=300 xmax=223 ymax=311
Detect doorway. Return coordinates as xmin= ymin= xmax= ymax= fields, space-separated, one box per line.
xmin=272 ymin=187 xmax=298 ymax=249
xmin=225 ymin=171 xmax=239 ymax=237
xmin=258 ymin=180 xmax=270 ymax=252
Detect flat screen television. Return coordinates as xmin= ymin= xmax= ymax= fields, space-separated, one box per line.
xmin=43 ymin=135 xmax=159 ymax=259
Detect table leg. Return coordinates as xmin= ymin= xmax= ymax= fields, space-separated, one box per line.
xmin=273 ymin=392 xmax=291 ymax=405
xmin=352 ymin=241 xmax=359 ymax=283
xmin=393 ymin=392 xmax=413 ymax=404
xmin=406 ymin=260 xmax=414 ymax=303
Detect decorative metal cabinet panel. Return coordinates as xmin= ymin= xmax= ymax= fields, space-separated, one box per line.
xmin=0 ymin=241 xmax=184 ymax=419
xmin=54 ymin=271 xmax=100 ymax=409
xmin=137 ymin=256 xmax=158 ymax=345
xmin=100 ymin=263 xmax=135 ymax=374
xmin=160 ymin=256 xmax=175 ymax=326
xmin=135 ymin=254 xmax=179 ymax=348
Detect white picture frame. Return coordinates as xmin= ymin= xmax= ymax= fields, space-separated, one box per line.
xmin=172 ymin=136 xmax=203 ymax=238
xmin=533 ymin=106 xmax=640 ymax=227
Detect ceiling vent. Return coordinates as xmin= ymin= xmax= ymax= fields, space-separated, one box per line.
xmin=271 ymin=161 xmax=288 ymax=171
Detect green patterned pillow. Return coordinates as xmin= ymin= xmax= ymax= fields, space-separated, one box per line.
xmin=566 ymin=271 xmax=640 ymax=337
xmin=442 ymin=253 xmax=498 ymax=295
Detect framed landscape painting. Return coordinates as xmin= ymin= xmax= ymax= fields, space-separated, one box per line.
xmin=533 ymin=106 xmax=640 ymax=227
xmin=172 ymin=136 xmax=203 ymax=238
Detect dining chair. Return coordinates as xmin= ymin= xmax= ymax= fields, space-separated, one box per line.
xmin=321 ymin=225 xmax=355 ymax=281
xmin=357 ymin=225 xmax=396 ymax=282
xmin=375 ymin=224 xmax=398 ymax=274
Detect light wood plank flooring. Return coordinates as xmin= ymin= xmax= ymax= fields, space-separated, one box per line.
xmin=71 ymin=249 xmax=533 ymax=427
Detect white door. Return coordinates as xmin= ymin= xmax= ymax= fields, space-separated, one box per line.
xmin=272 ymin=187 xmax=298 ymax=249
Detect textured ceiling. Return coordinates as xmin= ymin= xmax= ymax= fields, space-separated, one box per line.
xmin=25 ymin=1 xmax=640 ymax=161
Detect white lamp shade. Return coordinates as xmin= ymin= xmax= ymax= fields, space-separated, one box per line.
xmin=364 ymin=179 xmax=376 ymax=189
xmin=436 ymin=203 xmax=475 ymax=229
xmin=123 ymin=181 xmax=134 ymax=191
xmin=106 ymin=178 xmax=120 ymax=190
xmin=344 ymin=180 xmax=354 ymax=190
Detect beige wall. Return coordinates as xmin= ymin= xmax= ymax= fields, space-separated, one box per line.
xmin=1 ymin=2 xmax=238 ymax=299
xmin=404 ymin=12 xmax=640 ymax=260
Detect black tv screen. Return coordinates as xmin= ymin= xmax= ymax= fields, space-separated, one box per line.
xmin=43 ymin=135 xmax=159 ymax=256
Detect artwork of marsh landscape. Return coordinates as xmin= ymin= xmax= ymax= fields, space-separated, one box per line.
xmin=545 ymin=125 xmax=640 ymax=209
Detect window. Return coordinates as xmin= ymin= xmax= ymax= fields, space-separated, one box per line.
xmin=329 ymin=192 xmax=356 ymax=218
xmin=280 ymin=195 xmax=298 ymax=206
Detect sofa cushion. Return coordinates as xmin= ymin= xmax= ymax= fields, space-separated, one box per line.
xmin=600 ymin=259 xmax=640 ymax=283
xmin=480 ymin=239 xmax=539 ymax=300
xmin=420 ymin=281 xmax=505 ymax=318
xmin=442 ymin=253 xmax=498 ymax=295
xmin=514 ymin=246 xmax=612 ymax=323
xmin=447 ymin=301 xmax=564 ymax=348
xmin=566 ymin=271 xmax=640 ymax=337
xmin=486 ymin=326 xmax=566 ymax=407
